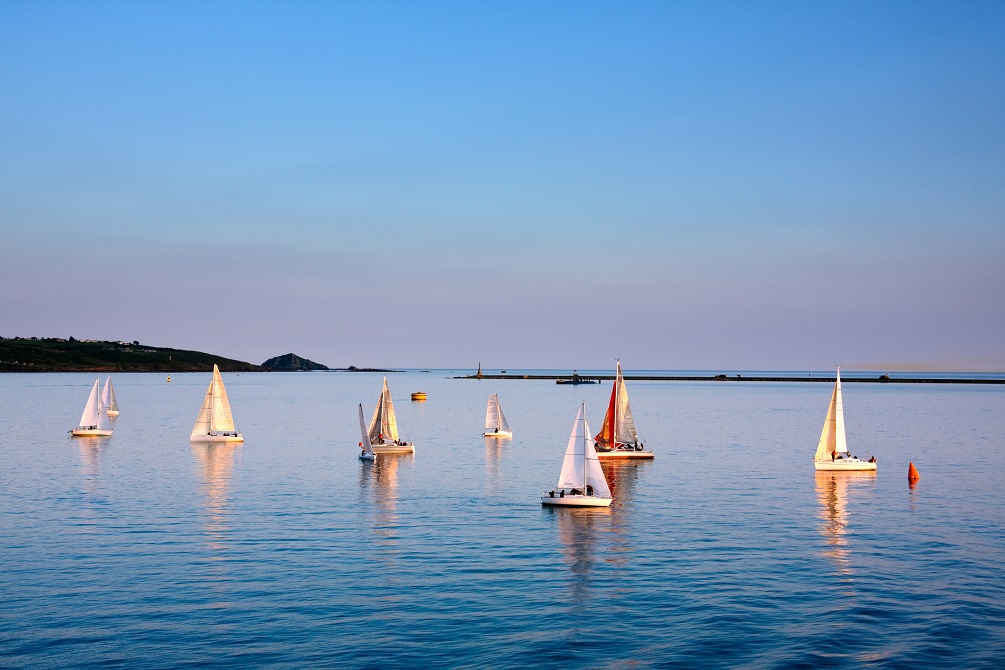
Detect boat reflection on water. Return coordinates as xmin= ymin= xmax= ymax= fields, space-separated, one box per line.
xmin=815 ymin=471 xmax=876 ymax=579
xmin=600 ymin=460 xmax=644 ymax=505
xmin=554 ymin=507 xmax=612 ymax=608
xmin=191 ymin=442 xmax=239 ymax=553
xmin=598 ymin=460 xmax=643 ymax=568
xmin=483 ymin=436 xmax=505 ymax=496
xmin=359 ymin=454 xmax=413 ymax=567
xmin=77 ymin=436 xmax=103 ymax=496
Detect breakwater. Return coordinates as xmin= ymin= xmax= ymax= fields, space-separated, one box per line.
xmin=456 ymin=372 xmax=1004 ymax=384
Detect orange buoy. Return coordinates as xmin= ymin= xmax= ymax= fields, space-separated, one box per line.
xmin=908 ymin=461 xmax=920 ymax=483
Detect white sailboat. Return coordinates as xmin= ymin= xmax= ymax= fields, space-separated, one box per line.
xmin=358 ymin=403 xmax=376 ymax=461
xmin=813 ymin=367 xmax=875 ymax=471
xmin=367 ymin=377 xmax=414 ymax=454
xmin=483 ymin=393 xmax=512 ymax=438
xmin=190 ymin=365 xmax=243 ymax=443
xmin=542 ymin=403 xmax=613 ymax=507
xmin=102 ymin=375 xmax=120 ymax=416
xmin=70 ymin=379 xmax=113 ymax=436
xmin=594 ymin=360 xmax=653 ymax=459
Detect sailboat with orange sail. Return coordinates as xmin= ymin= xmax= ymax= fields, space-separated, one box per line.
xmin=594 ymin=360 xmax=653 ymax=459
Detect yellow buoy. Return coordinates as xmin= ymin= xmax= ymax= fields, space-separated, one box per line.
xmin=411 ymin=391 xmax=427 ymax=401
xmin=166 ymin=375 xmax=171 ymax=382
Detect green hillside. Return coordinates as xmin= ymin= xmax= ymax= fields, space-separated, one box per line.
xmin=0 ymin=337 xmax=265 ymax=372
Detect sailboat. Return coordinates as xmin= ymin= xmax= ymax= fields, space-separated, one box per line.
xmin=813 ymin=367 xmax=876 ymax=471
xmin=483 ymin=393 xmax=512 ymax=438
xmin=367 ymin=377 xmax=414 ymax=454
xmin=70 ymin=379 xmax=113 ymax=436
xmin=542 ymin=403 xmax=613 ymax=507
xmin=594 ymin=360 xmax=654 ymax=459
xmin=102 ymin=375 xmax=120 ymax=416
xmin=358 ymin=403 xmax=376 ymax=461
xmin=190 ymin=364 xmax=243 ymax=443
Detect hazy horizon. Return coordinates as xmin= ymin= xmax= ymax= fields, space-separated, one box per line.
xmin=3 ymin=1 xmax=1003 ymax=371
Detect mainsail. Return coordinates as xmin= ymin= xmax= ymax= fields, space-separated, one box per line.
xmin=557 ymin=403 xmax=612 ymax=498
xmin=193 ymin=365 xmax=238 ymax=435
xmin=368 ymin=377 xmax=399 ymax=442
xmin=484 ymin=394 xmax=511 ymax=434
xmin=814 ymin=368 xmax=848 ymax=461
xmin=101 ymin=375 xmax=119 ymax=414
xmin=78 ymin=379 xmax=111 ymax=431
xmin=595 ymin=360 xmax=638 ymax=447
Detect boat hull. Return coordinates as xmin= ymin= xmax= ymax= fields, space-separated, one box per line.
xmin=483 ymin=431 xmax=512 ymax=438
xmin=106 ymin=410 xmax=120 ymax=417
xmin=359 ymin=453 xmax=376 ymax=461
xmin=372 ymin=442 xmax=415 ymax=454
xmin=190 ymin=433 xmax=244 ymax=443
xmin=541 ymin=494 xmax=613 ymax=508
xmin=71 ymin=428 xmax=113 ymax=437
xmin=597 ymin=450 xmax=654 ymax=460
xmin=814 ymin=459 xmax=876 ymax=471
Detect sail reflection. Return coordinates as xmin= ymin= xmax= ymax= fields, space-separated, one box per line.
xmin=598 ymin=460 xmax=641 ymax=568
xmin=359 ymin=454 xmax=412 ymax=568
xmin=77 ymin=437 xmax=102 ymax=496
xmin=192 ymin=442 xmax=238 ymax=552
xmin=815 ymin=471 xmax=875 ymax=578
xmin=554 ymin=506 xmax=612 ymax=608
xmin=484 ymin=437 xmax=504 ymax=496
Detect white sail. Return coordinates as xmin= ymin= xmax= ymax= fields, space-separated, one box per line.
xmin=484 ymin=394 xmax=511 ymax=434
xmin=613 ymin=361 xmax=637 ymax=444
xmin=814 ymin=368 xmax=848 ymax=461
xmin=368 ymin=377 xmax=399 ymax=442
xmin=359 ymin=403 xmax=375 ymax=457
xmin=191 ymin=365 xmax=240 ymax=439
xmin=77 ymin=379 xmax=111 ymax=431
xmin=102 ymin=375 xmax=120 ymax=415
xmin=556 ymin=404 xmax=612 ymax=498
xmin=192 ymin=380 xmax=214 ymax=436
xmin=210 ymin=366 xmax=236 ymax=432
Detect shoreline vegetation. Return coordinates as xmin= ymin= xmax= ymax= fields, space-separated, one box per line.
xmin=0 ymin=337 xmax=406 ymax=375
xmin=0 ymin=337 xmax=265 ymax=373
xmin=0 ymin=338 xmax=401 ymax=374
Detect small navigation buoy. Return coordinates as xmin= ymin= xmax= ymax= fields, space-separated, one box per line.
xmin=908 ymin=461 xmax=920 ymax=484
xmin=166 ymin=375 xmax=171 ymax=382
xmin=411 ymin=391 xmax=427 ymax=401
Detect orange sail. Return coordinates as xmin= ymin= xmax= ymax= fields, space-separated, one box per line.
xmin=595 ymin=379 xmax=618 ymax=447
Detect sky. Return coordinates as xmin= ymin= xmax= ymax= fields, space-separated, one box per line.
xmin=1 ymin=0 xmax=1003 ymax=370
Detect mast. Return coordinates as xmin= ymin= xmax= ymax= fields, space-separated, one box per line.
xmin=614 ymin=360 xmax=620 ymax=446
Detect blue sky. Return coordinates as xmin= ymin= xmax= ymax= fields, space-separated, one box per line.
xmin=2 ymin=0 xmax=1003 ymax=370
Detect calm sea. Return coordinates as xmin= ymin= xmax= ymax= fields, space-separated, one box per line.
xmin=1 ymin=371 xmax=1003 ymax=668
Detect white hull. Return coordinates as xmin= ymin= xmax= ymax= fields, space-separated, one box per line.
xmin=483 ymin=430 xmax=512 ymax=438
xmin=597 ymin=449 xmax=653 ymax=460
xmin=541 ymin=494 xmax=613 ymax=508
xmin=814 ymin=459 xmax=876 ymax=471
xmin=372 ymin=441 xmax=415 ymax=454
xmin=71 ymin=428 xmax=113 ymax=437
xmin=190 ymin=433 xmax=244 ymax=443
xmin=106 ymin=410 xmax=119 ymax=417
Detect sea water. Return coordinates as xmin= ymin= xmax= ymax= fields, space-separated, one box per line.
xmin=1 ymin=371 xmax=1003 ymax=668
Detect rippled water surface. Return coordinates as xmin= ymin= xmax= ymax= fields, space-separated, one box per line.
xmin=2 ymin=371 xmax=1003 ymax=668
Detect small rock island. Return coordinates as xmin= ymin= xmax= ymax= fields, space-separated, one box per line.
xmin=261 ymin=353 xmax=329 ymax=371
